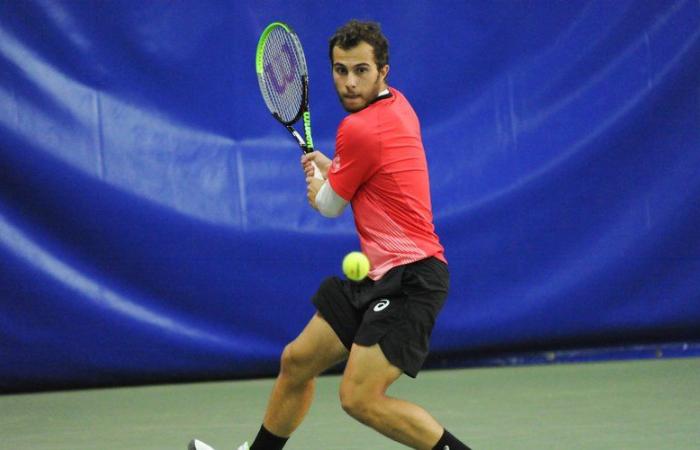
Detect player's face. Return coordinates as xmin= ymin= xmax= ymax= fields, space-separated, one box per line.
xmin=332 ymin=41 xmax=389 ymax=113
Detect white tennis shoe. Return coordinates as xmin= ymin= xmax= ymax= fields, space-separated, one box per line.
xmin=188 ymin=439 xmax=250 ymax=450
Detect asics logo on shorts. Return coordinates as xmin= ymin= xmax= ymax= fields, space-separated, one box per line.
xmin=373 ymin=299 xmax=390 ymax=312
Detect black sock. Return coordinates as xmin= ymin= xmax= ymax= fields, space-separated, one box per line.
xmin=432 ymin=428 xmax=472 ymax=450
xmin=249 ymin=425 xmax=289 ymax=450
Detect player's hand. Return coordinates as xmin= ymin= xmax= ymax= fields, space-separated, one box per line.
xmin=306 ymin=176 xmax=324 ymax=210
xmin=301 ymin=151 xmax=331 ymax=179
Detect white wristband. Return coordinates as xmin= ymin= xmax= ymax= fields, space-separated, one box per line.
xmin=315 ymin=181 xmax=349 ymax=218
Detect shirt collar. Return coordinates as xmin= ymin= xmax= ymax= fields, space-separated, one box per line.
xmin=370 ymin=88 xmax=392 ymax=105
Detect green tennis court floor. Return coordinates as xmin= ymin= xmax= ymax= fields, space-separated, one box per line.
xmin=2 ymin=358 xmax=698 ymax=450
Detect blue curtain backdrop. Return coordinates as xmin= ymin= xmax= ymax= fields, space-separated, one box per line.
xmin=1 ymin=0 xmax=699 ymax=392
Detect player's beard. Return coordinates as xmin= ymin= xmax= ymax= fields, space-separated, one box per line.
xmin=338 ymin=73 xmax=384 ymax=113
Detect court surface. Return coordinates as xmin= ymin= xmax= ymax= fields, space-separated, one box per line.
xmin=2 ymin=357 xmax=698 ymax=450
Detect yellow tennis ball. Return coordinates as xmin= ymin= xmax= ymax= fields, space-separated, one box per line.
xmin=342 ymin=251 xmax=370 ymax=281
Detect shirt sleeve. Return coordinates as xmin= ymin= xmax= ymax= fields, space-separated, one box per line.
xmin=328 ymin=116 xmax=379 ymax=202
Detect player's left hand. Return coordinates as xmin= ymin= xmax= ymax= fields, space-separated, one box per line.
xmin=306 ymin=176 xmax=324 ymax=210
xmin=301 ymin=151 xmax=331 ymax=179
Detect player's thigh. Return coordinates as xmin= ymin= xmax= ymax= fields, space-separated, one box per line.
xmin=340 ymin=343 xmax=402 ymax=399
xmin=283 ymin=312 xmax=349 ymax=377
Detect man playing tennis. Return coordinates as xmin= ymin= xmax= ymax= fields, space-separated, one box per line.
xmin=191 ymin=20 xmax=471 ymax=450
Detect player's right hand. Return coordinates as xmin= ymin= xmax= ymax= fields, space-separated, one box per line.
xmin=301 ymin=151 xmax=331 ymax=179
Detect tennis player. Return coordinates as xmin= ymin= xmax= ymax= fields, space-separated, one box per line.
xmin=190 ymin=20 xmax=471 ymax=450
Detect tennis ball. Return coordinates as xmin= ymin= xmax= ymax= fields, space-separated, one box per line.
xmin=342 ymin=251 xmax=370 ymax=281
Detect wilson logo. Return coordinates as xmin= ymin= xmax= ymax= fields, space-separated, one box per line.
xmin=266 ymin=42 xmax=296 ymax=94
xmin=373 ymin=299 xmax=390 ymax=312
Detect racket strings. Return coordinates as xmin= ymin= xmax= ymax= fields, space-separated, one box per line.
xmin=260 ymin=28 xmax=306 ymax=123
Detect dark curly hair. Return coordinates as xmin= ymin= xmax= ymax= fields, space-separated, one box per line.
xmin=328 ymin=20 xmax=389 ymax=69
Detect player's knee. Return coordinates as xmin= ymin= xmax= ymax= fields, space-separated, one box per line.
xmin=339 ymin=382 xmax=377 ymax=425
xmin=339 ymin=386 xmax=363 ymax=420
xmin=279 ymin=343 xmax=312 ymax=382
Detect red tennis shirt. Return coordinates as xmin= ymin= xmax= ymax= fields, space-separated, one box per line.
xmin=328 ymin=87 xmax=446 ymax=280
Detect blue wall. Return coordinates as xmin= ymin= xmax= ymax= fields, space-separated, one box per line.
xmin=1 ymin=0 xmax=699 ymax=392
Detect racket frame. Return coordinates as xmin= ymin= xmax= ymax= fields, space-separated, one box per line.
xmin=256 ymin=22 xmax=315 ymax=154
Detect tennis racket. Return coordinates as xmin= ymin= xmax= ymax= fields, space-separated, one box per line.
xmin=255 ymin=21 xmax=322 ymax=179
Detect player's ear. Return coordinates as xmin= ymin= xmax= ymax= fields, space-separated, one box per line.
xmin=380 ymin=64 xmax=389 ymax=82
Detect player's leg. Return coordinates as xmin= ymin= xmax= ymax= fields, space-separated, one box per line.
xmin=339 ymin=343 xmax=471 ymax=450
xmin=249 ymin=275 xmax=364 ymax=450
xmin=191 ymin=312 xmax=350 ymax=450
xmin=191 ymin=277 xmax=360 ymax=450
xmin=339 ymin=343 xmax=444 ymax=449
xmin=260 ymin=312 xmax=348 ymax=438
xmin=192 ymin=313 xmax=348 ymax=450
xmin=338 ymin=258 xmax=471 ymax=449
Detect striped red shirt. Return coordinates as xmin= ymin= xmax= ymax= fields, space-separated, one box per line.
xmin=328 ymin=87 xmax=446 ymax=280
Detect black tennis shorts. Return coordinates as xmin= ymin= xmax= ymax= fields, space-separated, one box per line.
xmin=312 ymin=257 xmax=449 ymax=378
